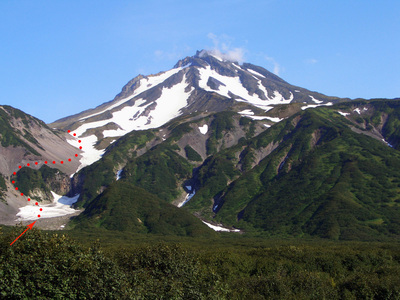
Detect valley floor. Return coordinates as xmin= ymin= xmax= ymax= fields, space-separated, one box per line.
xmin=1 ymin=227 xmax=400 ymax=299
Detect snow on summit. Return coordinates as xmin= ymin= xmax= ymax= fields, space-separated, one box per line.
xmin=197 ymin=65 xmax=292 ymax=109
xmin=70 ymin=70 xmax=194 ymax=170
xmin=56 ymin=50 xmax=338 ymax=170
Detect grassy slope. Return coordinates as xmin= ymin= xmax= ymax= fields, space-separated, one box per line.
xmin=71 ymin=181 xmax=213 ymax=237
xmin=186 ymin=101 xmax=400 ymax=240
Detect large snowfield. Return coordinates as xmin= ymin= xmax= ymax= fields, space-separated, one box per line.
xmin=16 ymin=192 xmax=80 ymax=221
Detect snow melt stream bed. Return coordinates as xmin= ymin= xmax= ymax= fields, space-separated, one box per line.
xmin=16 ymin=192 xmax=80 ymax=221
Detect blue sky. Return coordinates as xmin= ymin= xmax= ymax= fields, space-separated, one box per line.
xmin=1 ymin=0 xmax=399 ymax=123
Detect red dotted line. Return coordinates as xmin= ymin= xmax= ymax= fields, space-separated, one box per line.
xmin=11 ymin=130 xmax=81 ymax=219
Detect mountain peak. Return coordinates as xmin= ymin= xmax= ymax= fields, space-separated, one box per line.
xmin=174 ymin=49 xmax=242 ymax=68
xmin=197 ymin=49 xmax=242 ymax=64
xmin=50 ymin=51 xmax=342 ymax=170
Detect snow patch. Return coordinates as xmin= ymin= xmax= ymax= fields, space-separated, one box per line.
xmin=198 ymin=66 xmax=292 ymax=110
xmin=101 ymin=77 xmax=193 ymax=136
xmin=247 ymin=115 xmax=283 ymax=122
xmin=382 ymin=139 xmax=394 ymax=148
xmin=263 ymin=116 xmax=283 ymax=122
xmin=181 ymin=63 xmax=192 ymax=69
xmin=247 ymin=68 xmax=265 ymax=78
xmin=178 ymin=190 xmax=196 ymax=207
xmin=201 ymin=221 xmax=240 ymax=232
xmin=338 ymin=111 xmax=350 ymax=117
xmin=116 ymin=169 xmax=123 ymax=180
xmin=198 ymin=124 xmax=208 ymax=134
xmin=309 ymin=95 xmax=323 ymax=104
xmin=68 ymin=134 xmax=105 ymax=172
xmin=354 ymin=108 xmax=361 ymax=114
xmin=301 ymin=102 xmax=333 ymax=110
xmin=238 ymin=109 xmax=254 ymax=115
xmin=79 ymin=67 xmax=185 ymax=121
xmin=16 ymin=192 xmax=80 ymax=221
xmin=263 ymin=124 xmax=271 ymax=128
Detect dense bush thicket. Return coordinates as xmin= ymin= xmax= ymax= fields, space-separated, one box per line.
xmin=1 ymin=227 xmax=400 ymax=299
xmin=184 ymin=145 xmax=202 ymax=162
xmin=0 ymin=228 xmax=131 ymax=299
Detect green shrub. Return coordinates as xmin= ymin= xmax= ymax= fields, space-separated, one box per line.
xmin=0 ymin=228 xmax=131 ymax=298
xmin=184 ymin=145 xmax=202 ymax=161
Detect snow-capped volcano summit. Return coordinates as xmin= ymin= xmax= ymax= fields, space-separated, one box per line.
xmin=50 ymin=50 xmax=340 ymax=169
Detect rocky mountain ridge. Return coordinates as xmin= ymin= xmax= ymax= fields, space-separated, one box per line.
xmin=49 ymin=50 xmax=343 ymax=171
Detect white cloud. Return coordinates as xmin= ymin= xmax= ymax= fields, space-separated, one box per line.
xmin=205 ymin=33 xmax=246 ymax=64
xmin=265 ymin=56 xmax=281 ymax=76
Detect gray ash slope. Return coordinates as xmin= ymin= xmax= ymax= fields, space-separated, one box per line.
xmin=0 ymin=105 xmax=81 ymax=224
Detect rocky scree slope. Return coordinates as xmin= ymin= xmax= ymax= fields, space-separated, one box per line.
xmin=0 ymin=105 xmax=81 ymax=224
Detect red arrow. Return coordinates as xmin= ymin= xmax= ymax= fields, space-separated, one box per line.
xmin=10 ymin=221 xmax=36 ymax=246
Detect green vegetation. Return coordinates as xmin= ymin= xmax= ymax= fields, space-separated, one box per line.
xmin=239 ymin=116 xmax=256 ymax=139
xmin=122 ymin=146 xmax=192 ymax=202
xmin=184 ymin=145 xmax=202 ymax=161
xmin=0 ymin=229 xmax=132 ymax=298
xmin=187 ymin=102 xmax=400 ymax=240
xmin=72 ymin=99 xmax=400 ymax=240
xmin=77 ymin=122 xmax=197 ymax=209
xmin=74 ymin=110 xmax=259 ymax=229
xmin=104 ymin=129 xmax=156 ymax=159
xmin=76 ymin=130 xmax=156 ymax=208
xmin=75 ymin=156 xmax=119 ymax=208
xmin=186 ymin=155 xmax=240 ymax=217
xmin=206 ymin=111 xmax=236 ymax=154
xmin=72 ymin=181 xmax=212 ymax=237
xmin=12 ymin=165 xmax=67 ymax=201
xmin=335 ymin=99 xmax=400 ymax=149
xmin=1 ymin=227 xmax=400 ymax=299
xmin=167 ymin=122 xmax=193 ymax=141
xmin=0 ymin=174 xmax=7 ymax=202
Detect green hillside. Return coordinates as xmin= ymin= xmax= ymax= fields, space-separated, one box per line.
xmin=74 ymin=111 xmax=256 ymax=208
xmin=71 ymin=99 xmax=400 ymax=240
xmin=71 ymin=181 xmax=213 ymax=237
xmin=186 ymin=100 xmax=400 ymax=240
